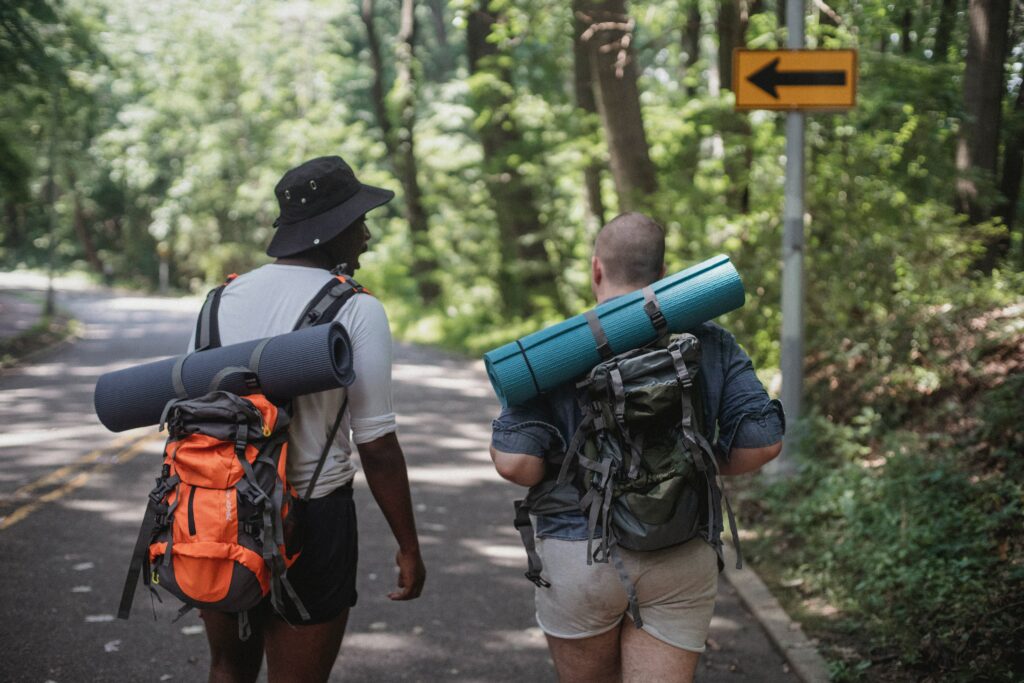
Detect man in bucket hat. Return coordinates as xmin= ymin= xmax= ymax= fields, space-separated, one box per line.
xmin=194 ymin=156 xmax=426 ymax=682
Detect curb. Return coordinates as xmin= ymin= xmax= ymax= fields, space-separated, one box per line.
xmin=722 ymin=545 xmax=831 ymax=683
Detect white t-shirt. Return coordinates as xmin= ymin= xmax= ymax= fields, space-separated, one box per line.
xmin=189 ymin=264 xmax=396 ymax=498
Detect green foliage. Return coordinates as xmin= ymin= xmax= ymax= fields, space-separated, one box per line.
xmin=750 ymin=405 xmax=1024 ymax=681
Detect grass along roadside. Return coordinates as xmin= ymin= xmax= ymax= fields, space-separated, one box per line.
xmin=0 ymin=293 xmax=79 ymax=369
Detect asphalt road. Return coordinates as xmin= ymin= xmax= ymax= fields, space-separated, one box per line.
xmin=0 ymin=275 xmax=796 ymax=682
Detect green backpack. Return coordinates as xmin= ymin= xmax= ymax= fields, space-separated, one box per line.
xmin=514 ymin=332 xmax=741 ymax=627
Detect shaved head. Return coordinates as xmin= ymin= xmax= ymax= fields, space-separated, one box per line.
xmin=593 ymin=212 xmax=665 ymax=288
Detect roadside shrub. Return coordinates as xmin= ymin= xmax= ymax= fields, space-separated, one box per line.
xmin=753 ymin=409 xmax=1024 ymax=681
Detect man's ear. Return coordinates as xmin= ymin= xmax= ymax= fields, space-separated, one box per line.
xmin=592 ymin=256 xmax=603 ymax=286
xmin=659 ymin=263 xmax=666 ymax=279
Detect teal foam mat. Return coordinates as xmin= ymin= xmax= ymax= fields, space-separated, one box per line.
xmin=483 ymin=254 xmax=745 ymax=407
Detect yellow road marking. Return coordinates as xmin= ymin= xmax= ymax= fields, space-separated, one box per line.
xmin=0 ymin=433 xmax=162 ymax=531
xmin=8 ymin=431 xmax=147 ymax=499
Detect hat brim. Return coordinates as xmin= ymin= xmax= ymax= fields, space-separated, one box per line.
xmin=266 ymin=183 xmax=395 ymax=258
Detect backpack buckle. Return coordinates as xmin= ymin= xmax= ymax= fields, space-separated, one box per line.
xmin=525 ymin=571 xmax=551 ymax=588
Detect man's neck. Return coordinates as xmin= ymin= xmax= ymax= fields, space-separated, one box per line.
xmin=275 ymin=257 xmax=326 ymax=269
xmin=596 ymin=283 xmax=643 ymax=304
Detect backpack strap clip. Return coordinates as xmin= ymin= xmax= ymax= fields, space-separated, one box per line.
xmin=514 ymin=500 xmax=550 ymax=588
xmin=642 ymin=286 xmax=668 ymax=337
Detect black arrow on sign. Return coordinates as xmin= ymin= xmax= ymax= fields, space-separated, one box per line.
xmin=747 ymin=57 xmax=846 ymax=99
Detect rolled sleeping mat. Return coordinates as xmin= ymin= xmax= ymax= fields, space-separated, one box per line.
xmin=483 ymin=254 xmax=745 ymax=407
xmin=94 ymin=321 xmax=356 ymax=432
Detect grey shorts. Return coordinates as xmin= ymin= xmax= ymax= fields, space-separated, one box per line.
xmin=534 ymin=536 xmax=718 ymax=652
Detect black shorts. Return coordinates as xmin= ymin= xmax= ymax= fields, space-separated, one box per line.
xmin=273 ymin=483 xmax=358 ymax=624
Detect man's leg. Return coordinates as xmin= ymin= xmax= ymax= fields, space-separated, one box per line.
xmin=619 ymin=622 xmax=701 ymax=683
xmin=617 ymin=538 xmax=718 ymax=683
xmin=200 ymin=609 xmax=265 ymax=683
xmin=545 ymin=626 xmax=622 ymax=683
xmin=262 ymin=609 xmax=350 ymax=683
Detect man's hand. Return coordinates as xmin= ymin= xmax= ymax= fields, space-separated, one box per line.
xmin=389 ymin=547 xmax=426 ymax=601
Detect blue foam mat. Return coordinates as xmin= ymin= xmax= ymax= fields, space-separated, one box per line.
xmin=483 ymin=255 xmax=745 ymax=407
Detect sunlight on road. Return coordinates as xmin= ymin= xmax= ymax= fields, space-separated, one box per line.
xmin=458 ymin=539 xmax=526 ymax=568
xmin=405 ymin=464 xmax=501 ymax=486
xmin=482 ymin=628 xmax=547 ymax=651
xmin=393 ymin=362 xmax=494 ymax=399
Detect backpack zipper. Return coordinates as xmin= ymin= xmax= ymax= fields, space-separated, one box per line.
xmin=187 ymin=486 xmax=197 ymax=536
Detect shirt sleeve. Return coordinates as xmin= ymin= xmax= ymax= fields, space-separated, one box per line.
xmin=490 ymin=400 xmax=566 ymax=459
xmin=339 ymin=295 xmax=397 ymax=444
xmin=713 ymin=328 xmax=786 ymax=455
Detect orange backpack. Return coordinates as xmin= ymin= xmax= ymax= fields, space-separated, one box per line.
xmin=118 ymin=272 xmax=369 ymax=637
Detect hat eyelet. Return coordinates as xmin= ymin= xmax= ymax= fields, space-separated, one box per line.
xmin=310 ymin=180 xmax=317 ymax=190
xmin=313 ymin=238 xmax=320 ymax=245
xmin=301 ymin=197 xmax=306 ymax=204
xmin=284 ymin=190 xmax=291 ymax=200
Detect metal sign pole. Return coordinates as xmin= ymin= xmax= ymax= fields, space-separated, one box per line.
xmin=770 ymin=0 xmax=806 ymax=477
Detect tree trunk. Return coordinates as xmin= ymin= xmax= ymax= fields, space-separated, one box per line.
xmin=900 ymin=8 xmax=914 ymax=54
xmin=724 ymin=1 xmax=757 ymax=214
xmin=426 ymin=0 xmax=454 ymax=79
xmin=816 ymin=0 xmax=840 ymax=27
xmin=3 ymin=200 xmax=20 ymax=248
xmin=467 ymin=4 xmax=558 ymax=316
xmin=933 ymin=0 xmax=959 ymax=62
xmin=361 ymin=0 xmax=439 ymax=302
xmin=994 ymin=80 xmax=1024 ymax=265
xmin=718 ymin=0 xmax=742 ymax=91
xmin=573 ymin=0 xmax=606 ymax=229
xmin=361 ymin=0 xmax=393 ymax=147
xmin=394 ymin=0 xmax=440 ymax=301
xmin=681 ymin=1 xmax=701 ymax=95
xmin=956 ymin=0 xmax=1011 ymax=230
xmin=577 ymin=0 xmax=657 ymax=212
xmin=68 ymin=171 xmax=104 ymax=275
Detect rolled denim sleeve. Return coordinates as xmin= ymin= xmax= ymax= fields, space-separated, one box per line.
xmin=714 ymin=329 xmax=786 ymax=455
xmin=491 ymin=401 xmax=566 ymax=459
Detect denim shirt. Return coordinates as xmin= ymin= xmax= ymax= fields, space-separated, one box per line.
xmin=490 ymin=322 xmax=785 ymax=541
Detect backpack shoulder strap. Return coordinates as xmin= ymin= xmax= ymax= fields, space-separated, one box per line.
xmin=292 ymin=274 xmax=372 ymax=331
xmin=295 ymin=273 xmax=372 ymax=499
xmin=194 ymin=273 xmax=238 ymax=351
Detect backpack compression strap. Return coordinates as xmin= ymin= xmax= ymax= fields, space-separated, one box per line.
xmin=582 ymin=287 xmax=668 ymax=363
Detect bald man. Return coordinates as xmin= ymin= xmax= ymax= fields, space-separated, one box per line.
xmin=489 ymin=212 xmax=784 ymax=683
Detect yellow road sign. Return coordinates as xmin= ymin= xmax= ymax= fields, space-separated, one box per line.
xmin=734 ymin=49 xmax=857 ymax=110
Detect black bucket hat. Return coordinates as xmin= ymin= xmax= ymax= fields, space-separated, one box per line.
xmin=267 ymin=156 xmax=395 ymax=258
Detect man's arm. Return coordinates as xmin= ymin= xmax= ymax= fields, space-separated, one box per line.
xmin=357 ymin=432 xmax=426 ymax=600
xmin=709 ymin=326 xmax=786 ymax=475
xmin=489 ymin=401 xmax=564 ymax=487
xmin=719 ymin=442 xmax=782 ymax=475
xmin=489 ymin=445 xmax=545 ymax=486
